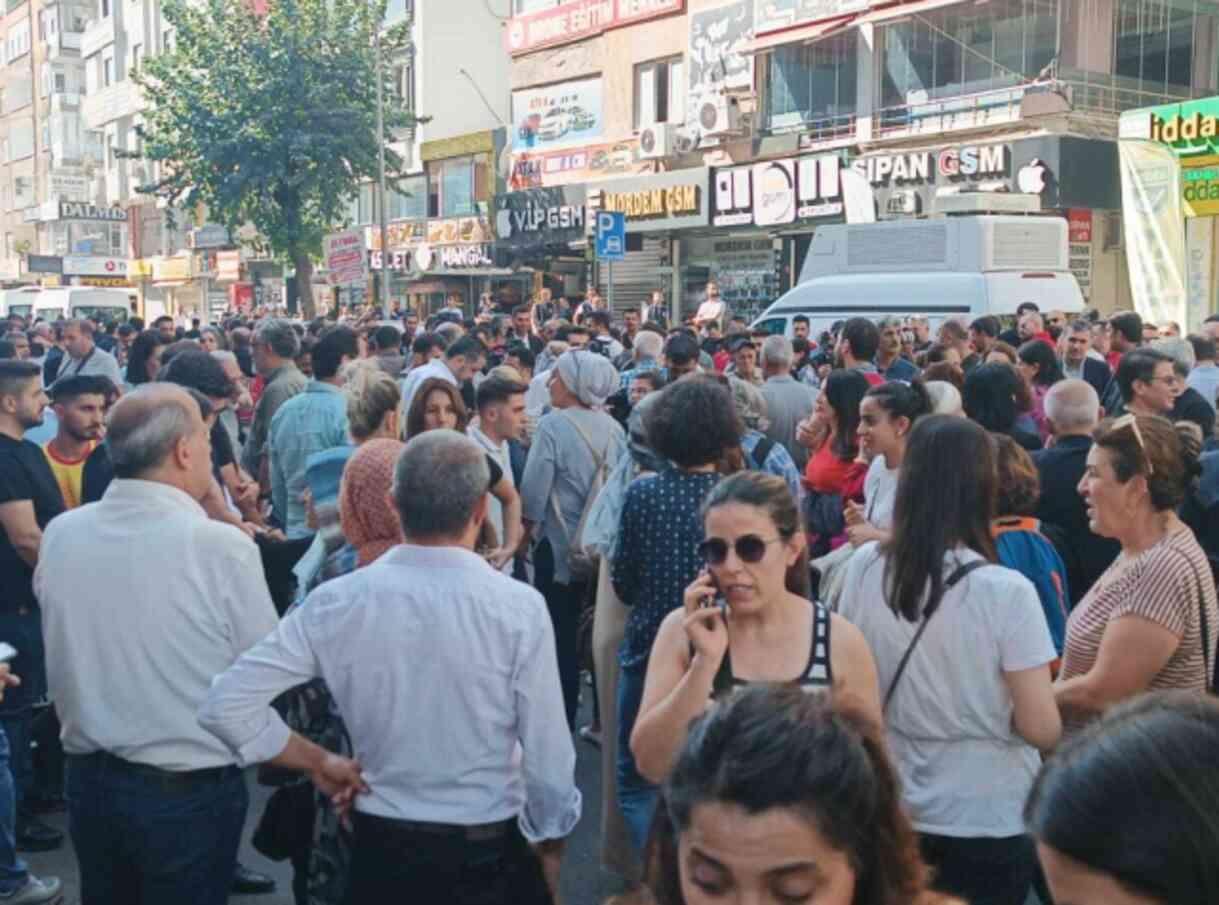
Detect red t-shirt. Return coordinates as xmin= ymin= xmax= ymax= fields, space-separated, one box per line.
xmin=804 ymin=439 xmax=856 ymax=494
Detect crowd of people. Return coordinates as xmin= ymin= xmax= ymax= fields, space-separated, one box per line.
xmin=0 ymin=290 xmax=1217 ymax=905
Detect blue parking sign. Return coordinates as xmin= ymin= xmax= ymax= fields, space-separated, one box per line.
xmin=595 ymin=211 xmax=626 ymax=261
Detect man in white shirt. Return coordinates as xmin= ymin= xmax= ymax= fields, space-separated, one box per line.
xmin=469 ymin=374 xmax=528 ymax=572
xmin=200 ymin=430 xmax=579 ymax=905
xmin=400 ymin=335 xmax=484 ymax=419
xmin=51 ymin=319 xmax=123 ymax=390
xmin=693 ymin=280 xmax=726 ymax=335
xmin=36 ymin=384 xmax=360 ymax=905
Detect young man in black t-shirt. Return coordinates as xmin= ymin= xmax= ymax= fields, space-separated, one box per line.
xmin=0 ymin=360 xmax=69 ymax=867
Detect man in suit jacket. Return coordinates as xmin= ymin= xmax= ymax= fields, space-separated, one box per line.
xmin=1032 ymin=380 xmax=1120 ymax=608
xmin=1060 ymin=320 xmax=1110 ymax=402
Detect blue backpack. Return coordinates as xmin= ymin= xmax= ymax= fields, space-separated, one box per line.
xmin=993 ymin=517 xmax=1069 ymax=669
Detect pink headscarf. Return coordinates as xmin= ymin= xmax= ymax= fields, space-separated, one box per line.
xmin=340 ymin=438 xmax=405 ymax=567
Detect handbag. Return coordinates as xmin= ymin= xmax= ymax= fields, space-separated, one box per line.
xmin=883 ymin=559 xmax=990 ymax=712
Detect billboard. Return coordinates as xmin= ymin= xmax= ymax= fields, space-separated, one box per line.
xmin=512 ymin=78 xmax=604 ymax=153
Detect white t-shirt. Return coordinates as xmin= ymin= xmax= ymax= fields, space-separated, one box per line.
xmin=862 ymin=456 xmax=899 ymax=530
xmin=468 ymin=425 xmax=514 ymax=574
xmin=838 ymin=544 xmax=1055 ymax=838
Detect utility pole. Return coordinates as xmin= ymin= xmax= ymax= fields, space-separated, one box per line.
xmin=374 ymin=20 xmax=390 ymax=320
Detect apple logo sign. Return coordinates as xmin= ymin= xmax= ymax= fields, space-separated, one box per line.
xmin=415 ymin=244 xmax=433 ymax=272
xmin=496 ymin=209 xmax=513 ymax=238
xmin=1018 ymin=159 xmax=1049 ymax=195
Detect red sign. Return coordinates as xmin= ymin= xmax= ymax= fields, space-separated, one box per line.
xmin=505 ymin=0 xmax=683 ymax=55
xmin=1067 ymin=208 xmax=1093 ymax=244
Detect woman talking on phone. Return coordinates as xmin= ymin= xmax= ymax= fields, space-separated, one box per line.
xmin=629 ymin=471 xmax=882 ymax=786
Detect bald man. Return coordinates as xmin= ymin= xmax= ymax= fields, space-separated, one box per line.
xmin=35 ymin=383 xmax=307 ymax=905
xmin=1032 ymin=379 xmax=1120 ymax=606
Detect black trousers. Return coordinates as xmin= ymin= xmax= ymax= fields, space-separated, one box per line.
xmin=919 ymin=832 xmax=1035 ymax=905
xmin=533 ymin=540 xmax=584 ymax=731
xmin=342 ymin=813 xmax=551 ymax=905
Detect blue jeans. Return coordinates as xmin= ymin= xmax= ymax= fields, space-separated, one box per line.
xmin=615 ymin=661 xmax=658 ymax=852
xmin=0 ymin=728 xmax=28 ymax=895
xmin=66 ymin=753 xmax=248 ymax=905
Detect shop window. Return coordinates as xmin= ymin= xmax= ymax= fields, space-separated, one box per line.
xmin=879 ymin=0 xmax=1058 ymax=110
xmin=633 ymin=57 xmax=685 ymax=130
xmin=426 ymin=154 xmax=489 ymax=218
xmin=767 ymin=34 xmax=857 ymax=131
xmin=1114 ymin=0 xmax=1201 ymax=93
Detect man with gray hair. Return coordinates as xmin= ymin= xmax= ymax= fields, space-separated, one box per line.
xmin=201 ymin=430 xmax=579 ymax=904
xmin=1032 ymin=379 xmax=1119 ymax=606
xmin=241 ymin=318 xmax=306 ymax=484
xmin=36 ymin=383 xmax=290 ymax=904
xmin=617 ymin=329 xmax=664 ymax=392
xmin=1156 ymin=336 xmax=1217 ymax=440
xmin=759 ymin=334 xmax=816 ymax=469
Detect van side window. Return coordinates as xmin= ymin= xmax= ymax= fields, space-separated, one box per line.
xmin=756 ymin=317 xmax=787 ymax=336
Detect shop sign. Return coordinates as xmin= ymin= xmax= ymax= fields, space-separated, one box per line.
xmin=49 ymin=172 xmax=88 ymax=198
xmin=58 ymin=202 xmax=127 ymax=222
xmin=1182 ymin=162 xmax=1219 ymax=218
xmin=366 ymin=219 xmax=427 ymax=252
xmin=426 ymin=217 xmax=492 ymax=246
xmin=324 ymin=229 xmax=367 ymax=287
xmin=76 ymin=276 xmax=129 ymax=287
xmin=512 ymin=78 xmax=603 ymax=153
xmin=592 ymin=169 xmax=710 ymax=232
xmin=713 ymin=154 xmax=843 ymax=227
xmin=217 ymin=250 xmax=241 ymax=283
xmin=505 ymin=0 xmax=684 ymax=56
xmin=188 ymin=224 xmax=230 ymax=250
xmin=510 ymin=139 xmax=650 ymax=190
xmin=152 ymin=256 xmax=192 ymax=282
xmin=1067 ymin=209 xmax=1092 ymax=244
xmin=495 ymin=186 xmax=587 ymax=249
xmin=26 ymin=254 xmax=62 ymax=274
xmin=369 ymin=249 xmax=413 ymax=271
xmin=128 ymin=258 xmax=154 ymax=278
xmin=851 ymin=144 xmax=1009 ymax=186
xmin=754 ymin=0 xmax=869 ymax=34
xmin=1122 ymin=97 xmax=1219 ymax=160
xmin=63 ymin=255 xmax=127 ymax=276
xmin=436 ymin=243 xmax=495 ymax=268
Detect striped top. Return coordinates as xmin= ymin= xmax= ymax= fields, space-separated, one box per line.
xmin=1059 ymin=525 xmax=1218 ymax=736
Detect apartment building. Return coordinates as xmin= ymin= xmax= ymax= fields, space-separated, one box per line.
xmin=494 ymin=0 xmax=1219 ymax=320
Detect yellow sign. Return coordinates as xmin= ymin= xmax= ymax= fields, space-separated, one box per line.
xmin=78 ymin=276 xmax=131 ymax=287
xmin=153 ymin=256 xmax=193 ymax=282
xmin=1182 ymin=155 xmax=1219 ymax=218
xmin=128 ymin=258 xmax=154 ymax=278
xmin=601 ymin=184 xmax=701 ymax=219
xmin=40 ymin=276 xmax=61 ymax=287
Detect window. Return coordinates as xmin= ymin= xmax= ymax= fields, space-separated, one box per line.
xmin=102 ymin=53 xmax=113 ymax=87
xmin=425 ymin=154 xmax=489 ymax=218
xmin=388 ymin=173 xmax=426 ymax=220
xmin=101 ymin=0 xmax=109 ymax=18
xmin=8 ymin=78 xmax=31 ymax=110
xmin=8 ymin=123 xmax=34 ymax=160
xmin=130 ymin=43 xmax=141 ymax=75
xmin=55 ymin=71 xmax=66 ymax=92
xmin=634 ymin=57 xmax=685 ymax=129
xmin=1114 ymin=0 xmax=1203 ymax=94
xmin=879 ymin=0 xmax=1058 ymax=110
xmin=767 ymin=34 xmax=857 ymax=130
xmin=6 ymin=21 xmax=30 ymax=61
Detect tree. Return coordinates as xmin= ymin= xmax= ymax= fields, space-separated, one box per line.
xmin=135 ymin=0 xmax=411 ymax=318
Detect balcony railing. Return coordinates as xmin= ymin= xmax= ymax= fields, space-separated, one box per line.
xmin=873 ymin=84 xmax=1030 ymax=140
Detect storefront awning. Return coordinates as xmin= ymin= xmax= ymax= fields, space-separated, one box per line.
xmin=850 ymin=0 xmax=964 ymax=28
xmin=743 ymin=14 xmax=855 ymax=54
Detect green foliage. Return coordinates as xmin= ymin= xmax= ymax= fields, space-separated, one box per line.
xmin=136 ymin=0 xmax=411 ymax=270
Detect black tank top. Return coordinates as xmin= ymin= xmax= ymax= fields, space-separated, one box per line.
xmin=704 ymin=601 xmax=834 ymax=700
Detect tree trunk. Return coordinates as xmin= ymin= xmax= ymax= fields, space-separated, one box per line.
xmin=294 ymin=252 xmax=316 ymax=320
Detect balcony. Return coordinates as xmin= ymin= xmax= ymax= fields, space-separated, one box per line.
xmin=79 ymin=16 xmax=117 ymax=60
xmin=82 ymin=79 xmax=142 ymax=129
xmin=873 ymin=84 xmax=1030 ymax=141
xmin=51 ymin=92 xmax=82 ymax=113
xmin=46 ymin=30 xmax=83 ymax=61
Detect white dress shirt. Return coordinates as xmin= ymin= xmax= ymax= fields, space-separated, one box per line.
xmin=199 ymin=544 xmax=582 ymax=842
xmin=400 ymin=358 xmax=458 ymax=419
xmin=35 ymin=479 xmax=279 ymax=771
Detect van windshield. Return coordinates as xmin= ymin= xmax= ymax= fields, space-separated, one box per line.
xmin=38 ymin=308 xmax=65 ymax=321
xmin=73 ymin=305 xmax=128 ymax=323
xmin=8 ymin=304 xmax=33 ymax=318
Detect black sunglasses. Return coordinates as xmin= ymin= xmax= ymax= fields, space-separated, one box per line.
xmin=697 ymin=534 xmax=782 ymax=565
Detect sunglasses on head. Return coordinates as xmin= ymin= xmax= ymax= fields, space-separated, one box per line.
xmin=697 ymin=534 xmax=781 ymax=565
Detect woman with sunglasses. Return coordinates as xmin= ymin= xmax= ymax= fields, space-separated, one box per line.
xmin=629 ymin=471 xmax=881 ymax=787
xmin=838 ymin=415 xmax=1060 ymax=905
xmin=1055 ymin=414 xmax=1217 ymax=738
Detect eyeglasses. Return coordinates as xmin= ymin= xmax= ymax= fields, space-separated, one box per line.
xmin=697 ymin=534 xmax=782 ymax=565
xmin=1110 ymin=413 xmax=1154 ymax=476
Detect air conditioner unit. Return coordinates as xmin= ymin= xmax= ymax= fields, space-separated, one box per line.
xmin=638 ymin=123 xmax=679 ymax=160
xmin=698 ymin=95 xmax=742 ymax=136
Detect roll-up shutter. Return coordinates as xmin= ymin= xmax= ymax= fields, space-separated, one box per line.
xmin=596 ymin=235 xmax=668 ymax=314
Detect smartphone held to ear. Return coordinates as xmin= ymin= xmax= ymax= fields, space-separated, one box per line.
xmin=701 ymin=574 xmax=730 ymax=622
xmin=0 ymin=643 xmax=17 ymax=664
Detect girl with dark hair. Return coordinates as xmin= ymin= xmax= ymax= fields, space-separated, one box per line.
xmin=839 ymin=415 xmax=1060 ymax=905
xmin=962 ymin=362 xmax=1042 ymax=452
xmin=124 ymin=329 xmax=166 ymax=386
xmin=1056 ymin=415 xmax=1217 ymax=737
xmin=802 ymin=369 xmax=870 ymax=557
xmin=649 ymin=684 xmax=960 ymax=905
xmin=1027 ymin=691 xmax=1219 ymax=905
xmin=847 ymin=380 xmax=932 ymax=546
xmin=630 ymin=471 xmax=881 ymax=787
xmin=1016 ymin=341 xmax=1064 ymax=442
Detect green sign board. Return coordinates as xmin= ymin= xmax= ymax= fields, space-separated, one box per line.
xmin=1121 ymin=96 xmax=1219 ymax=216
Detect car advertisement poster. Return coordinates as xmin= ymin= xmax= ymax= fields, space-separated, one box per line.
xmin=512 ymin=78 xmax=604 ymax=153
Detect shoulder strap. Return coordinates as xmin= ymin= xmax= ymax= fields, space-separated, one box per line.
xmin=1185 ymin=554 xmax=1217 ymax=693
xmin=751 ymin=436 xmax=775 ymax=468
xmin=548 ymin=412 xmax=611 ymax=542
xmin=883 ymin=559 xmax=989 ymax=712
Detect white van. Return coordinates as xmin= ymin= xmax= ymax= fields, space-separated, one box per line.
xmin=30 ymin=287 xmax=131 ymax=324
xmin=751 ymin=216 xmax=1085 ymax=340
xmin=0 ymin=287 xmax=44 ymax=322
